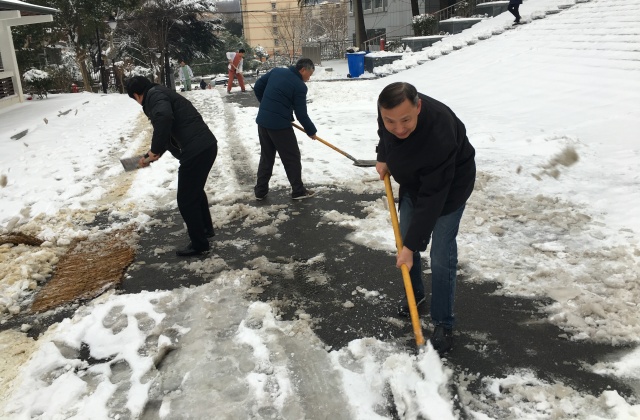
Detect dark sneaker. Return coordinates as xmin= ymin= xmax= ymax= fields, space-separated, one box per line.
xmin=430 ymin=325 xmax=454 ymax=354
xmin=397 ymin=296 xmax=426 ymax=317
xmin=255 ymin=192 xmax=268 ymax=201
xmin=292 ymin=189 xmax=315 ymax=200
xmin=176 ymin=243 xmax=209 ymax=257
xmin=205 ymin=229 xmax=215 ymax=239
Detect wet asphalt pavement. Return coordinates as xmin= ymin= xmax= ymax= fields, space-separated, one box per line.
xmin=116 ymin=186 xmax=636 ymax=408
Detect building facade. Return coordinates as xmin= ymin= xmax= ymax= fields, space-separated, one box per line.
xmin=347 ymin=0 xmax=442 ymax=47
xmin=241 ymin=0 xmax=347 ymax=59
xmin=240 ymin=0 xmax=300 ymax=56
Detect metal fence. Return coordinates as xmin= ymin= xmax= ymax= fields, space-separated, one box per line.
xmin=303 ymin=40 xmax=352 ymax=64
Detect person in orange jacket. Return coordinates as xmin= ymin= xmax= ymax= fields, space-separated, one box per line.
xmin=226 ymin=49 xmax=246 ymax=93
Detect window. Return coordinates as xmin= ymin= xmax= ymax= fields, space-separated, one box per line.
xmin=272 ymin=26 xmax=278 ymax=35
xmin=374 ymin=0 xmax=382 ymax=9
xmin=272 ymin=15 xmax=277 ymax=23
xmin=274 ymin=39 xmax=279 ymax=46
xmin=271 ymin=2 xmax=276 ymax=9
xmin=364 ymin=0 xmax=372 ymax=11
xmin=349 ymin=0 xmax=352 ymax=13
xmin=0 ymin=77 xmax=16 ymax=99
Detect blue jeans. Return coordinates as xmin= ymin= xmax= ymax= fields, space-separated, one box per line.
xmin=400 ymin=193 xmax=466 ymax=329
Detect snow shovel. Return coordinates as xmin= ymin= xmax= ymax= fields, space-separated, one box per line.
xmin=291 ymin=123 xmax=376 ymax=167
xmin=120 ymin=154 xmax=151 ymax=172
xmin=384 ymin=173 xmax=426 ymax=350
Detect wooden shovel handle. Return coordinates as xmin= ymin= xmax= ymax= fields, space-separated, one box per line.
xmin=291 ymin=123 xmax=358 ymax=162
xmin=384 ymin=173 xmax=426 ymax=347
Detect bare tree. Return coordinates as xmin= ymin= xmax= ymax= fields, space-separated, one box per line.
xmin=315 ymin=2 xmax=348 ymax=42
xmin=275 ymin=5 xmax=313 ymax=63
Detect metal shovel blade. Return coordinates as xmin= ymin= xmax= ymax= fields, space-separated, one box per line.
xmin=120 ymin=156 xmax=144 ymax=172
xmin=354 ymin=160 xmax=377 ymax=167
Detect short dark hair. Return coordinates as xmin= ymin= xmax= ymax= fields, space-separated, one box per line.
xmin=125 ymin=76 xmax=152 ymax=99
xmin=378 ymin=82 xmax=419 ymax=110
xmin=295 ymin=58 xmax=315 ymax=72
xmin=239 ymin=48 xmax=245 ymax=53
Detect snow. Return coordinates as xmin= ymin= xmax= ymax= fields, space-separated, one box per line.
xmin=1 ymin=0 xmax=640 ymax=417
xmin=22 ymin=69 xmax=49 ymax=82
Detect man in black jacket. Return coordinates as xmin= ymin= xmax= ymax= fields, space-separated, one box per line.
xmin=376 ymin=82 xmax=476 ymax=353
xmin=508 ymin=0 xmax=523 ymax=24
xmin=125 ymin=76 xmax=218 ymax=257
xmin=253 ymin=58 xmax=318 ymax=201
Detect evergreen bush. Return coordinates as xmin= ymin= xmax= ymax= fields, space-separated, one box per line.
xmin=412 ymin=14 xmax=438 ymax=36
xmin=23 ymin=69 xmax=53 ymax=99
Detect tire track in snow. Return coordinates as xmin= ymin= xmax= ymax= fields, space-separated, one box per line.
xmin=220 ymin=98 xmax=256 ymax=189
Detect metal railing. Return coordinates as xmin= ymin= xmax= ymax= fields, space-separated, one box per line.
xmin=435 ymin=0 xmax=488 ymax=22
xmin=302 ymin=40 xmax=353 ymax=62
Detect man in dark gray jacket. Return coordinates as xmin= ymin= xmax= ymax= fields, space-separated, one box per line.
xmin=376 ymin=82 xmax=476 ymax=354
xmin=125 ymin=76 xmax=218 ymax=257
xmin=253 ymin=58 xmax=318 ymax=201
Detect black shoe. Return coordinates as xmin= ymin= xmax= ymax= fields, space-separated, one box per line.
xmin=205 ymin=229 xmax=215 ymax=238
xmin=292 ymin=189 xmax=315 ymax=200
xmin=255 ymin=192 xmax=268 ymax=201
xmin=430 ymin=325 xmax=454 ymax=354
xmin=397 ymin=296 xmax=426 ymax=317
xmin=175 ymin=243 xmax=209 ymax=257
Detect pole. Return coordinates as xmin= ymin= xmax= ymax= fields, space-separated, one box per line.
xmin=164 ymin=47 xmax=171 ymax=89
xmin=95 ymin=28 xmax=107 ymax=94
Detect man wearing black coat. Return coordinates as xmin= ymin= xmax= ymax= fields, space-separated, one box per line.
xmin=253 ymin=58 xmax=318 ymax=201
xmin=376 ymin=82 xmax=475 ymax=353
xmin=508 ymin=0 xmax=523 ymax=24
xmin=125 ymin=76 xmax=218 ymax=257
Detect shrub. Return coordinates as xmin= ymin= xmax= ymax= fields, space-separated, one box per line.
xmin=254 ymin=45 xmax=269 ymax=60
xmin=412 ymin=14 xmax=438 ymax=36
xmin=23 ymin=69 xmax=53 ymax=99
xmin=47 ymin=66 xmax=75 ymax=93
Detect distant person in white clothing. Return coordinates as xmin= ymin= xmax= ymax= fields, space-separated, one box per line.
xmin=179 ymin=60 xmax=194 ymax=91
xmin=226 ymin=49 xmax=246 ymax=93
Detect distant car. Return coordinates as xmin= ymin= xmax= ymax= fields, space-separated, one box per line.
xmin=213 ymin=75 xmax=228 ymax=86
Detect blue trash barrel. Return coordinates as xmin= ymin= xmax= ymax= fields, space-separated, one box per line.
xmin=346 ymin=52 xmax=366 ymax=78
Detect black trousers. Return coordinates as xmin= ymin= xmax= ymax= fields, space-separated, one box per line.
xmin=255 ymin=126 xmax=305 ymax=197
xmin=177 ymin=144 xmax=217 ymax=251
xmin=508 ymin=4 xmax=521 ymax=21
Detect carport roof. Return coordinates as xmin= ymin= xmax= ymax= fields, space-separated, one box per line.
xmin=0 ymin=0 xmax=58 ymax=15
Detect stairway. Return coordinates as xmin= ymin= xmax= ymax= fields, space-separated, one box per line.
xmin=409 ymin=0 xmax=640 ymax=67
